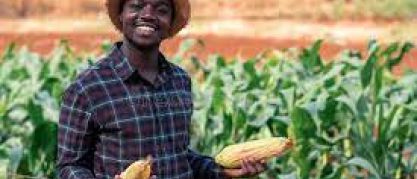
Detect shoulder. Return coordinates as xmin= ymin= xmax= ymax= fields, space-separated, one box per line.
xmin=64 ymin=55 xmax=115 ymax=95
xmin=169 ymin=62 xmax=191 ymax=81
xmin=166 ymin=62 xmax=193 ymax=92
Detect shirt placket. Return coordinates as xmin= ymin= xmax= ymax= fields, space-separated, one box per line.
xmin=152 ymin=93 xmax=167 ymax=153
xmin=150 ymin=84 xmax=171 ymax=177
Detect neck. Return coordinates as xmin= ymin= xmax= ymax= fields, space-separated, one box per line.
xmin=121 ymin=38 xmax=160 ymax=72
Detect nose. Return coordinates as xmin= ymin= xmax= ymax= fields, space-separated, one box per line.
xmin=139 ymin=4 xmax=157 ymax=21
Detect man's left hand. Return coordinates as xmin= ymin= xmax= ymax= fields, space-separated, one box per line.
xmin=222 ymin=158 xmax=267 ymax=178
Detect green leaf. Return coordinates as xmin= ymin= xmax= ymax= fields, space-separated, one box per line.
xmin=244 ymin=125 xmax=260 ymax=140
xmin=8 ymin=146 xmax=23 ymax=174
xmin=381 ymin=42 xmax=399 ymax=58
xmin=41 ymin=77 xmax=64 ymax=100
xmin=221 ymin=112 xmax=233 ymax=142
xmin=374 ymin=67 xmax=383 ymax=98
xmin=386 ymin=42 xmax=414 ymax=71
xmin=210 ymin=87 xmax=225 ymax=113
xmin=100 ymin=40 xmax=113 ymax=52
xmin=290 ymin=107 xmax=317 ymax=139
xmin=30 ymin=121 xmax=58 ymax=165
xmin=1 ymin=43 xmax=17 ymax=61
xmin=214 ymin=55 xmax=227 ymax=69
xmin=233 ymin=108 xmax=248 ymax=138
xmin=268 ymin=116 xmax=289 ymax=137
xmin=27 ymin=100 xmax=44 ymax=127
xmin=336 ymin=96 xmax=357 ymax=116
xmin=248 ymin=105 xmax=275 ymax=128
xmin=356 ymin=94 xmax=369 ymax=120
xmin=243 ymin=59 xmax=257 ymax=77
xmin=174 ymin=38 xmax=204 ymax=62
xmin=318 ymin=98 xmax=338 ymax=129
xmin=16 ymin=153 xmax=31 ymax=176
xmin=367 ymin=39 xmax=379 ymax=55
xmin=361 ymin=54 xmax=377 ymax=89
xmin=0 ymin=159 xmax=8 ymax=178
xmin=300 ymin=40 xmax=324 ymax=72
xmin=346 ymin=157 xmax=381 ymax=179
xmin=0 ymin=148 xmax=7 ymax=159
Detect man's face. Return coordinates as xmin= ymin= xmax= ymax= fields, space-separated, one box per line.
xmin=120 ymin=0 xmax=173 ymax=48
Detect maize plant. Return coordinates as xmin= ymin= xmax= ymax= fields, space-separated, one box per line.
xmin=0 ymin=41 xmax=89 ymax=178
xmin=0 ymin=39 xmax=416 ymax=178
xmin=184 ymin=40 xmax=417 ymax=178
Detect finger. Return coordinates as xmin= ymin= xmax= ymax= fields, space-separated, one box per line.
xmin=150 ymin=175 xmax=157 ymax=179
xmin=114 ymin=175 xmax=121 ymax=179
xmin=243 ymin=158 xmax=257 ymax=175
xmin=239 ymin=159 xmax=248 ymax=176
xmin=254 ymin=161 xmax=267 ymax=173
xmin=248 ymin=158 xmax=265 ymax=174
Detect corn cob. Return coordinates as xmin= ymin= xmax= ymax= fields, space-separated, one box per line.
xmin=215 ymin=137 xmax=293 ymax=168
xmin=121 ymin=155 xmax=152 ymax=179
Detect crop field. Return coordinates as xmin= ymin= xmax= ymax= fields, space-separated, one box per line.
xmin=0 ymin=39 xmax=416 ymax=178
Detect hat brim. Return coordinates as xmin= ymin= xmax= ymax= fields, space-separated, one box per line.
xmin=106 ymin=0 xmax=190 ymax=37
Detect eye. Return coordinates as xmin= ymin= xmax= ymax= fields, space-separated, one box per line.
xmin=156 ymin=5 xmax=170 ymax=14
xmin=129 ymin=3 xmax=144 ymax=11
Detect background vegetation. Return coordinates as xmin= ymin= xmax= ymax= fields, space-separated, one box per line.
xmin=0 ymin=40 xmax=416 ymax=178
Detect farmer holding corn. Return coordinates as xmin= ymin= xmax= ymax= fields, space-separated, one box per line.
xmin=57 ymin=0 xmax=267 ymax=178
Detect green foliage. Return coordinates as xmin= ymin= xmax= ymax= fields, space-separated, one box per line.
xmin=0 ymin=41 xmax=87 ymax=178
xmin=184 ymin=40 xmax=417 ymax=178
xmin=0 ymin=40 xmax=416 ymax=178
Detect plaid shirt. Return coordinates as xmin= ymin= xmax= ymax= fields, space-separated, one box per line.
xmin=57 ymin=42 xmax=225 ymax=179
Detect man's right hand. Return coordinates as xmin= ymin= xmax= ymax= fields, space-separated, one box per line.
xmin=114 ymin=172 xmax=124 ymax=179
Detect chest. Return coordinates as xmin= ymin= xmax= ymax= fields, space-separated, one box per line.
xmin=89 ymin=79 xmax=193 ymax=140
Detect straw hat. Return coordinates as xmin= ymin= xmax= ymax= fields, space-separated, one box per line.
xmin=106 ymin=0 xmax=190 ymax=37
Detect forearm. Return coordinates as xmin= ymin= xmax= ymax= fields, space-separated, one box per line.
xmin=187 ymin=149 xmax=226 ymax=179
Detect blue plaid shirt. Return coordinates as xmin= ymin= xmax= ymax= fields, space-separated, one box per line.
xmin=57 ymin=42 xmax=225 ymax=179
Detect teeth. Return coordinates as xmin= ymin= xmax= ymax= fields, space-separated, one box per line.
xmin=137 ymin=26 xmax=155 ymax=32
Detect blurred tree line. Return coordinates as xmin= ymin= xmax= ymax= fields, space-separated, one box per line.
xmin=0 ymin=0 xmax=101 ymax=18
xmin=0 ymin=0 xmax=416 ymax=20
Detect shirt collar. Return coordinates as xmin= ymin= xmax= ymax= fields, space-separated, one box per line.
xmin=110 ymin=42 xmax=172 ymax=81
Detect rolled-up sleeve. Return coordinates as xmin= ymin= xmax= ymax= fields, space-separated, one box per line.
xmin=57 ymin=84 xmax=96 ymax=179
xmin=187 ymin=149 xmax=226 ymax=179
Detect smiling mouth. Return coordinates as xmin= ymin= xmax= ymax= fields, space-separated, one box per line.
xmin=134 ymin=21 xmax=158 ymax=35
xmin=136 ymin=26 xmax=156 ymax=33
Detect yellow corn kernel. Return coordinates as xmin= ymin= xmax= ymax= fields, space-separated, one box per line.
xmin=215 ymin=137 xmax=293 ymax=168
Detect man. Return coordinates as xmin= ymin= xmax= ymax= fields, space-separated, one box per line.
xmin=57 ymin=0 xmax=267 ymax=178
